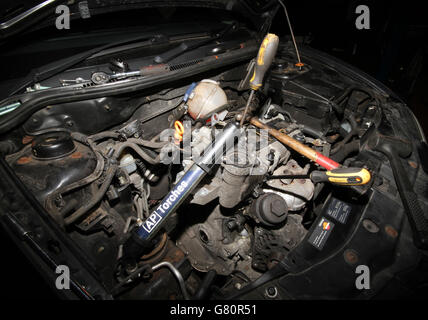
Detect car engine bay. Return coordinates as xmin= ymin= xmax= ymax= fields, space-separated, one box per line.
xmin=0 ymin=22 xmax=427 ymax=300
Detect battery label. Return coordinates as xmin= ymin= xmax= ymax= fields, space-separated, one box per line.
xmin=308 ymin=217 xmax=335 ymax=250
xmin=325 ymin=197 xmax=351 ymax=224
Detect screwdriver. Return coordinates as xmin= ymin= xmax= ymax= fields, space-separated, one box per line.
xmin=240 ymin=33 xmax=279 ymax=127
xmin=267 ymin=167 xmax=372 ymax=186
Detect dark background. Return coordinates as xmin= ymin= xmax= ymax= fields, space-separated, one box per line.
xmin=270 ymin=0 xmax=428 ymax=133
xmin=0 ymin=0 xmax=427 ymax=299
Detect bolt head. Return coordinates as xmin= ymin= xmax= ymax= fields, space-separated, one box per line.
xmin=266 ymin=286 xmax=278 ymax=298
xmin=270 ymin=200 xmax=286 ymax=217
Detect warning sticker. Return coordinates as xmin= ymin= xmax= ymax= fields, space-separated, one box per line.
xmin=308 ymin=217 xmax=335 ymax=250
xmin=325 ymin=198 xmax=351 ymax=224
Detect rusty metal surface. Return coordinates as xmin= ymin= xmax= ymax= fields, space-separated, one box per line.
xmin=120 ymin=240 xmax=191 ymax=300
xmin=6 ymin=141 xmax=98 ymax=218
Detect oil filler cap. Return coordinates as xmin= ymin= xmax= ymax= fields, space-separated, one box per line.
xmin=31 ymin=132 xmax=76 ymax=159
xmin=251 ymin=193 xmax=288 ymax=226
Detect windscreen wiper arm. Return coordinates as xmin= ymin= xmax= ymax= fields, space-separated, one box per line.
xmin=153 ymin=23 xmax=236 ymax=64
xmin=9 ymin=33 xmax=168 ymax=96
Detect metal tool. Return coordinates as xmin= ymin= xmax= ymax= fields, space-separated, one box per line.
xmin=278 ymin=0 xmax=304 ymax=69
xmin=89 ymin=64 xmax=171 ymax=86
xmin=123 ymin=122 xmax=241 ymax=259
xmin=240 ymin=33 xmax=279 ymax=127
xmin=268 ymin=167 xmax=372 ymax=186
xmin=250 ymin=117 xmax=340 ymax=170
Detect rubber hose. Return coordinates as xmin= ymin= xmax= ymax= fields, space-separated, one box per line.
xmin=113 ymin=142 xmax=161 ymax=164
xmin=193 ymin=270 xmax=217 ymax=300
xmin=64 ymin=164 xmax=117 ymax=225
xmin=89 ymin=131 xmax=120 ymax=141
xmin=331 ymin=140 xmax=360 ymax=163
xmin=126 ymin=138 xmax=168 ymax=149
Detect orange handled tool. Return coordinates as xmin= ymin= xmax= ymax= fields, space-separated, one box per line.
xmin=250 ymin=117 xmax=340 ymax=170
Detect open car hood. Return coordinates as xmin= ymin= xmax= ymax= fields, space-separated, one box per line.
xmin=0 ymin=0 xmax=278 ymax=40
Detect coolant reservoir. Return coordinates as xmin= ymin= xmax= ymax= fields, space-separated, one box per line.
xmin=186 ymin=79 xmax=228 ymax=120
